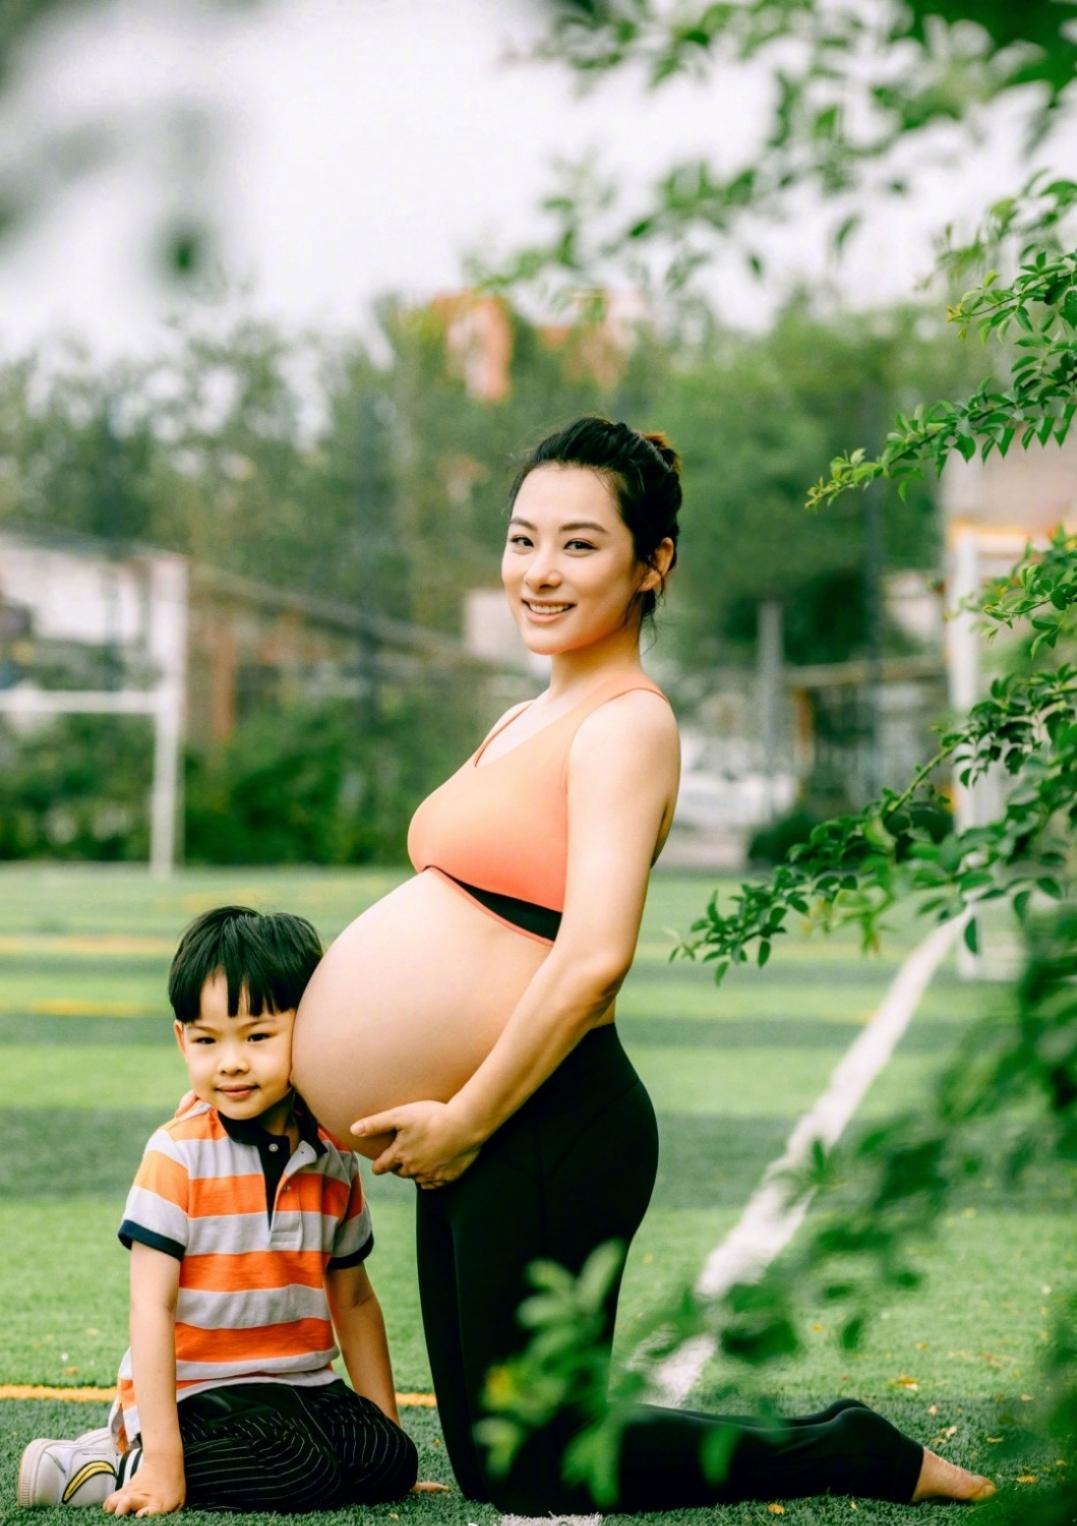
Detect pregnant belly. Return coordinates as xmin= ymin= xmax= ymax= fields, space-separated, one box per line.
xmin=291 ymin=868 xmax=555 ymax=1155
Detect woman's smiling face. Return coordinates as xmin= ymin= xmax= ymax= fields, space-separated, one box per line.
xmin=502 ymin=464 xmax=654 ymax=653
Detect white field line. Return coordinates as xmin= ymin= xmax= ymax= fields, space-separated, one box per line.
xmin=651 ymin=910 xmax=970 ymax=1406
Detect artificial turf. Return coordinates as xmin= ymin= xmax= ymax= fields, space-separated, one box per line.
xmin=0 ymin=866 xmax=1069 ymax=1525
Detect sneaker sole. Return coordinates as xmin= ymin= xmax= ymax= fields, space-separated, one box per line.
xmin=17 ymin=1440 xmax=52 ymax=1508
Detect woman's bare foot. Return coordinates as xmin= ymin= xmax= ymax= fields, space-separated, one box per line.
xmin=911 ymin=1448 xmax=997 ymax=1503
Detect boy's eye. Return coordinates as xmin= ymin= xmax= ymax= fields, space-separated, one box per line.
xmin=193 ymin=1036 xmax=215 ymax=1045
xmin=248 ymin=1032 xmax=273 ymax=1042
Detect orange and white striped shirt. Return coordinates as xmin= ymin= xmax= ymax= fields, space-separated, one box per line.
xmin=112 ymin=1093 xmax=372 ymax=1447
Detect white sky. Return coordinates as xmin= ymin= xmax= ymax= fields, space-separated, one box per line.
xmin=0 ymin=0 xmax=1067 ymax=361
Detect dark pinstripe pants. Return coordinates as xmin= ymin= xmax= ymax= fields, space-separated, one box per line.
xmin=169 ymin=1379 xmax=418 ymax=1512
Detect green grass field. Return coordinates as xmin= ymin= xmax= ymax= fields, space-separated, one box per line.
xmin=0 ymin=866 xmax=1070 ymax=1526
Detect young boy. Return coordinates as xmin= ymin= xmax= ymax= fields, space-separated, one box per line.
xmin=18 ymin=905 xmax=420 ymax=1514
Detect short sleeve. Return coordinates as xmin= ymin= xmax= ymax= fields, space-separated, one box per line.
xmin=118 ymin=1130 xmax=190 ymax=1262
xmin=327 ymin=1157 xmax=373 ymax=1269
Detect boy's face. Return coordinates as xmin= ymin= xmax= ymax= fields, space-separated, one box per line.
xmin=175 ymin=971 xmax=296 ymax=1125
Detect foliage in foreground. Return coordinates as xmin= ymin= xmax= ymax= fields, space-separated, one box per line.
xmin=480 ymin=900 xmax=1076 ymax=1519
xmin=476 ymin=254 xmax=1077 ymax=1519
xmin=478 ymin=1 xmax=1076 ymax=309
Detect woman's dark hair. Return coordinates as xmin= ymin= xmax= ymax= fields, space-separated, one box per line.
xmin=507 ymin=416 xmax=682 ymax=634
xmin=168 ymin=905 xmax=323 ymax=1024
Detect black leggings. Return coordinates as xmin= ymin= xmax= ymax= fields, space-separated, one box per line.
xmin=169 ymin=1379 xmax=417 ymax=1512
xmin=415 ymin=1023 xmax=924 ymax=1512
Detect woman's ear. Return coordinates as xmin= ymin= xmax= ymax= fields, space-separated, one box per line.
xmin=641 ymin=536 xmax=676 ymax=592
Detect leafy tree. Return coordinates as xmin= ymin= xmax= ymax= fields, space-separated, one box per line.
xmin=475 ymin=0 xmax=1076 ymax=306
xmin=465 ymin=4 xmax=1077 ymax=1517
xmin=654 ymin=297 xmax=982 ymax=667
xmin=478 ymin=257 xmax=1077 ymax=1521
xmin=0 ymin=713 xmax=152 ymax=860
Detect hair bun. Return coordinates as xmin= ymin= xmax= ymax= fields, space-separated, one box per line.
xmin=642 ymin=431 xmax=682 ymax=477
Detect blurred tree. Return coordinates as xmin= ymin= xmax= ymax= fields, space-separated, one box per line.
xmin=1 ymin=1 xmax=1071 ymax=286
xmin=477 ymin=0 xmax=1076 ymax=306
xmin=655 ymin=298 xmax=982 ymax=667
xmin=0 ymin=294 xmax=979 ymax=665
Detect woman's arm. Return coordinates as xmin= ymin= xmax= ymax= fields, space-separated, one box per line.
xmin=326 ymin=1261 xmax=401 ymax=1423
xmin=104 ymin=1242 xmax=185 ymax=1517
xmin=353 ymin=691 xmax=679 ymax=1185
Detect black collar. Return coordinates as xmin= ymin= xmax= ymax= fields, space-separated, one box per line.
xmin=218 ymin=1095 xmax=326 ymax=1156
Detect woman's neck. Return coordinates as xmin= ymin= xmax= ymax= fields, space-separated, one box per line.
xmin=544 ymin=634 xmax=645 ymax=706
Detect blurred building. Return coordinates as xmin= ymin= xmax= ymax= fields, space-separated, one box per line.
xmin=0 ymin=524 xmax=527 ymax=752
xmin=941 ymin=435 xmax=1076 ymax=976
xmin=943 ymin=434 xmax=1077 ymax=535
xmin=430 ymin=287 xmax=646 ymax=400
xmin=942 ymin=431 xmax=1077 ymax=787
xmin=429 ymin=293 xmax=515 ymax=403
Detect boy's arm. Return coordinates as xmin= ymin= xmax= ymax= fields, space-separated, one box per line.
xmin=325 ymin=1261 xmax=400 ymax=1424
xmin=104 ymin=1242 xmax=185 ymax=1517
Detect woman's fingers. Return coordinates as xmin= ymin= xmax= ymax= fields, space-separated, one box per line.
xmin=371 ymin=1143 xmax=403 ymax=1176
xmin=351 ymin=1110 xmax=396 ymax=1138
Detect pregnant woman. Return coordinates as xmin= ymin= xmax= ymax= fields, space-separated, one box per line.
xmin=292 ymin=417 xmax=994 ymax=1511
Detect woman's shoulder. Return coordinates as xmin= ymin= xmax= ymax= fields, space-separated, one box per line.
xmin=570 ymin=683 xmax=680 ymax=770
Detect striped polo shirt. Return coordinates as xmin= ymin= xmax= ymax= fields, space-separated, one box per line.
xmin=112 ymin=1092 xmax=373 ymax=1446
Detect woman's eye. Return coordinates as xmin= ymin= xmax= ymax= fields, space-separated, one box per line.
xmin=508 ymin=536 xmax=593 ymax=550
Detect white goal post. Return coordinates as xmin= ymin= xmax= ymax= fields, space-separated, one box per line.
xmin=0 ymin=553 xmax=187 ymax=877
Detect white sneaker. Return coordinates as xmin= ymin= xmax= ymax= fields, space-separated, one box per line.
xmin=17 ymin=1429 xmax=121 ymax=1508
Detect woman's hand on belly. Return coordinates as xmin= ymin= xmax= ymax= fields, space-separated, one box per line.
xmin=352 ymin=1099 xmax=481 ymax=1189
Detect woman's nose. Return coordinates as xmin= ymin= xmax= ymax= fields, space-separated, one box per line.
xmin=525 ymin=559 xmax=563 ymax=589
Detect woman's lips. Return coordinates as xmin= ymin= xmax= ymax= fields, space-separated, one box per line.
xmin=523 ymin=602 xmax=574 ymax=622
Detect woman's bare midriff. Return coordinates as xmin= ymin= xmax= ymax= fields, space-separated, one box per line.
xmin=291 ymin=867 xmax=615 ymax=1156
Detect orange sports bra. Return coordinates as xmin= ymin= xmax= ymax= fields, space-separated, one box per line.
xmin=407 ymin=669 xmax=672 ymax=920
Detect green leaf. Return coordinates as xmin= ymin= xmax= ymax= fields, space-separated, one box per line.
xmin=700 ymin=1425 xmax=738 ymax=1485
xmin=863 ymin=815 xmax=896 ymax=851
xmin=834 ymin=213 xmax=860 ymax=251
xmin=963 ymin=917 xmax=979 ymax=954
xmin=578 ymin=1240 xmax=626 ymax=1313
xmin=840 ymin=1314 xmax=865 ymax=1350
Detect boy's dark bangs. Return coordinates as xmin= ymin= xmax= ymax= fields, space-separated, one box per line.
xmin=168 ymin=907 xmax=322 ymax=1023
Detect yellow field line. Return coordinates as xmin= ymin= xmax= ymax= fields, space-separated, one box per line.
xmin=0 ymin=936 xmax=173 ymax=956
xmin=0 ymin=1385 xmax=436 ymax=1407
xmin=0 ymin=1000 xmax=160 ymax=1017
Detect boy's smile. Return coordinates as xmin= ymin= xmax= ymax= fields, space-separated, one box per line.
xmin=175 ymin=971 xmax=298 ymax=1133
